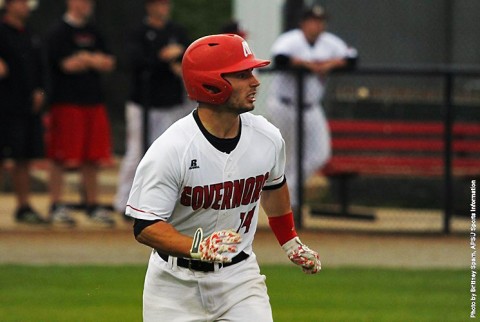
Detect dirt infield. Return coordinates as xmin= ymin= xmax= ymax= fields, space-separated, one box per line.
xmin=0 ymin=224 xmax=469 ymax=269
xmin=0 ymin=165 xmax=471 ymax=269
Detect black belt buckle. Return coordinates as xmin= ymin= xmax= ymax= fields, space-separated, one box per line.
xmin=188 ymin=259 xmax=215 ymax=272
xmin=157 ymin=251 xmax=249 ymax=272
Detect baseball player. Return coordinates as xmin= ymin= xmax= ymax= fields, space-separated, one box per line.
xmin=267 ymin=5 xmax=357 ymax=211
xmin=126 ymin=34 xmax=321 ymax=321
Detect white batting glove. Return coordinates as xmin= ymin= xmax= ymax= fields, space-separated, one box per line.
xmin=190 ymin=228 xmax=242 ymax=263
xmin=282 ymin=237 xmax=321 ymax=274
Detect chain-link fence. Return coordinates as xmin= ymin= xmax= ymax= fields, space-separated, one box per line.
xmin=255 ymin=66 xmax=480 ymax=234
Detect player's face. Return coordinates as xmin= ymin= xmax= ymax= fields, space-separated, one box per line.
xmin=222 ymin=69 xmax=260 ymax=114
xmin=147 ymin=0 xmax=171 ymax=22
xmin=6 ymin=0 xmax=31 ymax=21
xmin=68 ymin=0 xmax=94 ymax=20
xmin=301 ymin=18 xmax=326 ymax=41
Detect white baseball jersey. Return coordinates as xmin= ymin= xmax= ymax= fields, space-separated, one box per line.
xmin=271 ymin=29 xmax=350 ymax=104
xmin=126 ymin=110 xmax=286 ymax=258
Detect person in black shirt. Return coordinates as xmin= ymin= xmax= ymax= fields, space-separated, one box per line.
xmin=114 ymin=0 xmax=191 ymax=216
xmin=45 ymin=0 xmax=116 ymax=227
xmin=0 ymin=0 xmax=47 ymax=224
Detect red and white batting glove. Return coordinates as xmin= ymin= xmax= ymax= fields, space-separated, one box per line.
xmin=282 ymin=237 xmax=321 ymax=274
xmin=190 ymin=228 xmax=242 ymax=263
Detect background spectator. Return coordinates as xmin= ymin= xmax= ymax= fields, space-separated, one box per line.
xmin=114 ymin=0 xmax=190 ymax=217
xmin=45 ymin=0 xmax=116 ymax=227
xmin=0 ymin=0 xmax=47 ymax=224
xmin=219 ymin=19 xmax=247 ymax=39
xmin=267 ymin=5 xmax=357 ymax=213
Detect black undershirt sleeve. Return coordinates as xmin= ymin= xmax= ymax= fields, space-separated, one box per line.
xmin=262 ymin=177 xmax=287 ymax=191
xmin=133 ymin=218 xmax=162 ymax=237
xmin=273 ymin=54 xmax=292 ymax=69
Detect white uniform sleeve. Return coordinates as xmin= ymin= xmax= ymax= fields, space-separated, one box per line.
xmin=263 ymin=133 xmax=286 ymax=188
xmin=327 ymin=33 xmax=350 ymax=58
xmin=271 ymin=31 xmax=297 ymax=56
xmin=126 ymin=139 xmax=181 ymax=221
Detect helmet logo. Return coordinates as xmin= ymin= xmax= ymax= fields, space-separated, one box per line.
xmin=242 ymin=41 xmax=253 ymax=57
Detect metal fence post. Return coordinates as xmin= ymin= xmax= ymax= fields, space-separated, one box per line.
xmin=295 ymin=69 xmax=305 ymax=229
xmin=443 ymin=72 xmax=454 ymax=234
xmin=142 ymin=70 xmax=152 ymax=154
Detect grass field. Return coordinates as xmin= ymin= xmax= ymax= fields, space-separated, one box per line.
xmin=0 ymin=265 xmax=469 ymax=322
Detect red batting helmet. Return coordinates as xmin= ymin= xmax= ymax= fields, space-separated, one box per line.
xmin=182 ymin=34 xmax=270 ymax=105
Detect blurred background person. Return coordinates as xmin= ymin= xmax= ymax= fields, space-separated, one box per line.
xmin=114 ymin=0 xmax=190 ymax=218
xmin=0 ymin=0 xmax=47 ymax=224
xmin=45 ymin=0 xmax=116 ymax=227
xmin=267 ymin=4 xmax=357 ymax=214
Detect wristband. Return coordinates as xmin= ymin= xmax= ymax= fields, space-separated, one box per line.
xmin=268 ymin=211 xmax=298 ymax=246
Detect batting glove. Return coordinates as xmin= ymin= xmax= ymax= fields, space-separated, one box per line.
xmin=190 ymin=228 xmax=242 ymax=263
xmin=282 ymin=237 xmax=321 ymax=274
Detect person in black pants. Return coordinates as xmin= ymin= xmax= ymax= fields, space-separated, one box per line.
xmin=0 ymin=0 xmax=47 ymax=224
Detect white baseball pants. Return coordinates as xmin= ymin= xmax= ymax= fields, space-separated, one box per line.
xmin=143 ymin=250 xmax=273 ymax=322
xmin=114 ymin=101 xmax=191 ymax=212
xmin=266 ymin=97 xmax=331 ymax=207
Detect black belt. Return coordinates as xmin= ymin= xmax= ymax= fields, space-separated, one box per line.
xmin=157 ymin=251 xmax=249 ymax=272
xmin=279 ymin=97 xmax=312 ymax=108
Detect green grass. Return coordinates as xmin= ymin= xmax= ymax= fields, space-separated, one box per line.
xmin=267 ymin=266 xmax=469 ymax=322
xmin=0 ymin=265 xmax=470 ymax=322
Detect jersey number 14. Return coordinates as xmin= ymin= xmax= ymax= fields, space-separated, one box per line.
xmin=237 ymin=206 xmax=255 ymax=234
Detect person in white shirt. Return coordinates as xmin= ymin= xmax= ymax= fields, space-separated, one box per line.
xmin=268 ymin=5 xmax=357 ymax=211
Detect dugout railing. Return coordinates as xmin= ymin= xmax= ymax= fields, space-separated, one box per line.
xmin=258 ymin=65 xmax=480 ymax=234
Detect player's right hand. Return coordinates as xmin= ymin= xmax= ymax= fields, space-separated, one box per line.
xmin=159 ymin=44 xmax=184 ymax=62
xmin=190 ymin=228 xmax=242 ymax=263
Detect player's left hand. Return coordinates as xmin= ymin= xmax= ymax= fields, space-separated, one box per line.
xmin=190 ymin=228 xmax=242 ymax=263
xmin=282 ymin=237 xmax=321 ymax=274
xmin=159 ymin=44 xmax=184 ymax=62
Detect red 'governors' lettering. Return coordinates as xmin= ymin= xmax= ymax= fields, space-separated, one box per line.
xmin=180 ymin=173 xmax=269 ymax=210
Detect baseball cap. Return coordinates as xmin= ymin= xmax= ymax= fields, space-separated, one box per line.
xmin=301 ymin=5 xmax=327 ymax=21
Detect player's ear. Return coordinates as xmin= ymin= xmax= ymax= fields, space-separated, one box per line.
xmin=203 ymin=85 xmax=221 ymax=94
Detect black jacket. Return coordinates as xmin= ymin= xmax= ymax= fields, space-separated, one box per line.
xmin=127 ymin=20 xmax=190 ymax=108
xmin=46 ymin=19 xmax=112 ymax=105
xmin=0 ymin=20 xmax=43 ymax=116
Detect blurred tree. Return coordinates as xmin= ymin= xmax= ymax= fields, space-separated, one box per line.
xmin=172 ymin=0 xmax=233 ymax=39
